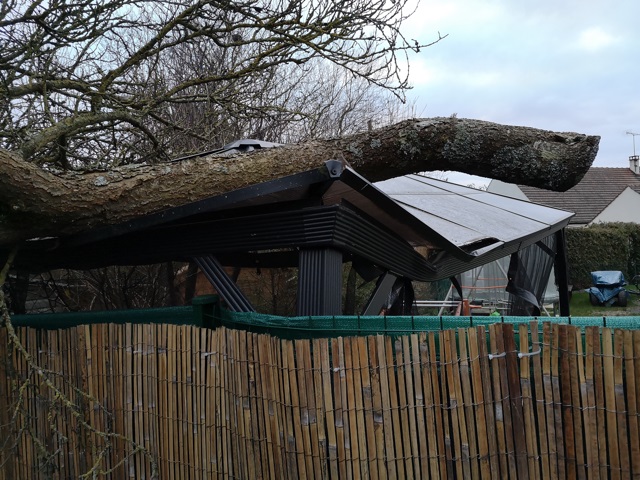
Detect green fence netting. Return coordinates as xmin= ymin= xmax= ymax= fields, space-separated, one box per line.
xmin=8 ymin=295 xmax=640 ymax=337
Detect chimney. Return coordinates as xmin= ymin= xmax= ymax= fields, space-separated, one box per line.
xmin=630 ymin=155 xmax=640 ymax=175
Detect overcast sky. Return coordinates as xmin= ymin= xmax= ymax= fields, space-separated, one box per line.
xmin=403 ymin=0 xmax=640 ymax=184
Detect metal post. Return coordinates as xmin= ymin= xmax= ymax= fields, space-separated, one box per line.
xmin=554 ymin=229 xmax=571 ymax=316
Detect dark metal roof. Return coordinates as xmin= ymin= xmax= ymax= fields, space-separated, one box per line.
xmin=375 ymin=174 xmax=572 ymax=253
xmin=10 ymin=161 xmax=573 ymax=282
xmin=518 ymin=167 xmax=640 ymax=225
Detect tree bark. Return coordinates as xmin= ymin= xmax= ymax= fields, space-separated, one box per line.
xmin=0 ymin=117 xmax=599 ymax=246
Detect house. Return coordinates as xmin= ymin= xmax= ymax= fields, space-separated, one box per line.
xmin=488 ymin=157 xmax=640 ymax=226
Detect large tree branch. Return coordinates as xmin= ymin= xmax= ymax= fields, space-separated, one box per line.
xmin=0 ymin=117 xmax=599 ymax=246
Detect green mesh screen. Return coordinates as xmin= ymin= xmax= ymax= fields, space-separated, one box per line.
xmin=8 ymin=298 xmax=640 ymax=337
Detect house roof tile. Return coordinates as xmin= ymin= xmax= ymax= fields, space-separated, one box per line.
xmin=519 ymin=167 xmax=640 ymax=224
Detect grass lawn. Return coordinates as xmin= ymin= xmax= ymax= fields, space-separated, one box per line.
xmin=569 ymin=289 xmax=640 ymax=316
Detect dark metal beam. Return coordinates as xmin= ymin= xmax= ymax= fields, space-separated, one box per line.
xmin=361 ymin=272 xmax=398 ymax=315
xmin=194 ymin=256 xmax=255 ymax=312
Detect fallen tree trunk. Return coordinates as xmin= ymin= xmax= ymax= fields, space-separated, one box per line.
xmin=0 ymin=117 xmax=599 ymax=246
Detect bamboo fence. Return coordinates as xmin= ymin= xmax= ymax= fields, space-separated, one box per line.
xmin=1 ymin=321 xmax=640 ymax=479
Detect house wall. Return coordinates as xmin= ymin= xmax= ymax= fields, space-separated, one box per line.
xmin=486 ymin=179 xmax=529 ymax=200
xmin=592 ymin=187 xmax=640 ymax=224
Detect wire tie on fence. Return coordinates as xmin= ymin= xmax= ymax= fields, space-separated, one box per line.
xmin=488 ymin=352 xmax=506 ymax=360
xmin=518 ymin=348 xmax=541 ymax=358
xmin=202 ymin=352 xmax=217 ymax=358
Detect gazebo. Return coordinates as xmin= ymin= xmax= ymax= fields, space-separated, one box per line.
xmin=9 ymin=142 xmax=574 ymax=317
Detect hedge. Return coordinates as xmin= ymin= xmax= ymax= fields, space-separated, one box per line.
xmin=566 ymin=223 xmax=640 ymax=289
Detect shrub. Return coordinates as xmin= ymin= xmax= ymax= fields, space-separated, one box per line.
xmin=566 ymin=223 xmax=640 ymax=289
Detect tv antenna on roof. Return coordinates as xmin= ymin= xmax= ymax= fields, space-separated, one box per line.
xmin=627 ymin=131 xmax=640 ymax=156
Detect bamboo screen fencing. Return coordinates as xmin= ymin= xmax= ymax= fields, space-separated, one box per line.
xmin=1 ymin=321 xmax=640 ymax=479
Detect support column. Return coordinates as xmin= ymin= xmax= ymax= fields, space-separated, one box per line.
xmin=296 ymin=248 xmax=343 ymax=316
xmin=554 ymin=229 xmax=571 ymax=316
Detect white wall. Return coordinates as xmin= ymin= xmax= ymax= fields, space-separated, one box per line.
xmin=592 ymin=188 xmax=640 ymax=224
xmin=486 ymin=179 xmax=529 ymax=200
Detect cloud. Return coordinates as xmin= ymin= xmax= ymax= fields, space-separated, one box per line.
xmin=403 ymin=0 xmax=640 ymax=167
xmin=575 ymin=26 xmax=620 ymax=52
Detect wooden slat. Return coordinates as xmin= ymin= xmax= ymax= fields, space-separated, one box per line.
xmin=207 ymin=328 xmax=219 ymax=479
xmin=376 ymin=334 xmax=398 ymax=478
xmin=0 ymin=322 xmax=15 ymax=480
xmin=519 ymin=323 xmax=539 ymax=480
xmin=591 ymin=326 xmax=608 ymax=480
xmin=247 ymin=333 xmax=265 ymax=479
xmin=273 ymin=336 xmax=288 ymax=478
xmin=220 ymin=328 xmax=232 ymax=477
xmin=438 ymin=329 xmax=454 ymax=479
xmin=256 ymin=334 xmax=273 ymax=478
xmin=550 ymin=323 xmax=565 ymax=479
xmin=332 ymin=338 xmax=348 ymax=480
xmin=39 ymin=329 xmax=55 ymax=478
xmin=349 ymin=336 xmax=367 ymax=479
xmin=443 ymin=328 xmax=465 ymax=479
xmin=394 ymin=337 xmax=414 ymax=479
xmin=123 ymin=324 xmax=136 ymax=478
xmin=541 ymin=323 xmax=558 ymax=480
xmin=98 ymin=324 xmax=111 ymax=474
xmin=255 ymin=334 xmax=271 ymax=478
xmin=504 ymin=323 xmax=528 ymax=479
xmin=614 ymin=329 xmax=630 ymax=478
xmin=559 ymin=324 xmax=576 ymax=480
xmin=195 ymin=327 xmax=206 ymax=479
xmin=568 ymin=326 xmax=586 ymax=479
xmin=419 ymin=332 xmax=440 ymax=479
xmin=574 ymin=328 xmax=595 ymax=479
xmin=238 ymin=330 xmax=253 ymax=479
xmin=358 ymin=336 xmax=378 ymax=479
xmin=368 ymin=336 xmax=387 ymax=480
xmin=312 ymin=338 xmax=329 ymax=479
xmin=149 ymin=324 xmax=160 ymax=478
xmin=531 ymin=322 xmax=550 ymax=480
xmin=279 ymin=339 xmax=297 ymax=479
xmin=307 ymin=339 xmax=323 ymax=478
xmin=231 ymin=329 xmax=243 ymax=478
xmin=410 ymin=333 xmax=429 ymax=479
xmin=81 ymin=324 xmax=96 ymax=472
xmin=477 ymin=325 xmax=500 ymax=480
xmin=138 ymin=324 xmax=151 ymax=479
xmin=295 ymin=339 xmax=315 ymax=479
xmin=319 ymin=338 xmax=339 ymax=479
xmin=602 ymin=328 xmax=620 ymax=480
xmin=633 ymin=331 xmax=640 ymax=480
xmin=468 ymin=326 xmax=491 ymax=479
xmin=458 ymin=327 xmax=479 ymax=479
xmin=343 ymin=337 xmax=360 ymax=479
xmin=152 ymin=324 xmax=164 ymax=478
xmin=583 ymin=326 xmax=600 ymax=480
xmin=402 ymin=335 xmax=420 ymax=479
xmin=490 ymin=322 xmax=516 ymax=479
xmin=385 ymin=335 xmax=406 ymax=479
xmin=68 ymin=327 xmax=82 ymax=477
xmin=430 ymin=331 xmax=448 ymax=478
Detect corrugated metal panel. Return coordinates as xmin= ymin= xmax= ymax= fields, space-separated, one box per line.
xmin=296 ymin=248 xmax=343 ymax=316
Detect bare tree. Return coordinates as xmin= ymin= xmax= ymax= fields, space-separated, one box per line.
xmin=1 ymin=0 xmax=441 ymax=168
